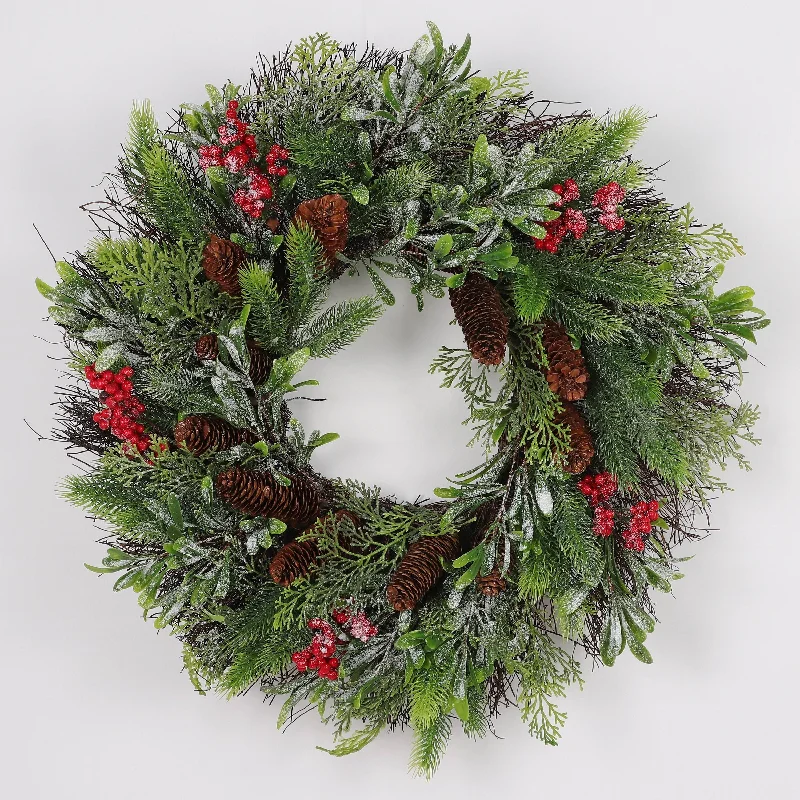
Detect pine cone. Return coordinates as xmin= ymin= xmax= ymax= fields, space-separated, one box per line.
xmin=173 ymin=415 xmax=257 ymax=456
xmin=541 ymin=321 xmax=589 ymax=402
xmin=387 ymin=534 xmax=461 ymax=612
xmin=555 ymin=402 xmax=595 ymax=474
xmin=268 ymin=510 xmax=360 ymax=586
xmin=202 ymin=234 xmax=247 ymax=296
xmin=294 ymin=194 xmax=348 ymax=269
xmin=476 ymin=571 xmax=507 ymax=597
xmin=269 ymin=539 xmax=319 ymax=587
xmin=194 ymin=334 xmax=273 ymax=385
xmin=449 ymin=272 xmax=509 ymax=366
xmin=195 ymin=333 xmax=219 ymax=361
xmin=215 ymin=467 xmax=321 ymax=529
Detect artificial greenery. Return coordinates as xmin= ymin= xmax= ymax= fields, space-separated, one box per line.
xmin=38 ymin=23 xmax=767 ymax=777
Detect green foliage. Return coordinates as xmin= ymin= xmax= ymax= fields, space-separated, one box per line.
xmin=122 ymin=101 xmax=206 ymax=240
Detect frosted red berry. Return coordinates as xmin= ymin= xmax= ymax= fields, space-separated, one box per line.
xmin=593 ymin=507 xmax=615 ymax=537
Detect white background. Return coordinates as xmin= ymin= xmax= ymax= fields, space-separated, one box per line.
xmin=2 ymin=1 xmax=798 ymax=797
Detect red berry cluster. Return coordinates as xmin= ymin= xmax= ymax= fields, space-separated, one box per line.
xmin=291 ymin=618 xmax=341 ymax=680
xmin=579 ymin=472 xmax=660 ymax=550
xmin=336 ymin=609 xmax=379 ymax=642
xmin=579 ymin=472 xmax=619 ymax=537
xmin=533 ymin=179 xmax=627 ymax=253
xmin=578 ymin=471 xmax=618 ymax=505
xmin=291 ymin=609 xmax=378 ymax=680
xmin=592 ymin=181 xmax=626 ymax=231
xmin=84 ymin=364 xmax=150 ymax=452
xmin=621 ymin=501 xmax=660 ymax=552
xmin=535 ymin=179 xmax=588 ymax=253
xmin=197 ymin=100 xmax=289 ymax=220
xmin=593 ymin=507 xmax=616 ymax=537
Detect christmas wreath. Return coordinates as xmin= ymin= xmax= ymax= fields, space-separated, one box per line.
xmin=37 ymin=23 xmax=768 ymax=776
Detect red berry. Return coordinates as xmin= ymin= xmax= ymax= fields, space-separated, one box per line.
xmin=331 ymin=609 xmax=351 ymax=625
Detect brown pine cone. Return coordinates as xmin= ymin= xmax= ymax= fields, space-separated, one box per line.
xmin=387 ymin=534 xmax=461 ymax=612
xmin=268 ymin=510 xmax=360 ymax=586
xmin=294 ymin=194 xmax=348 ymax=269
xmin=541 ymin=321 xmax=589 ymax=402
xmin=215 ymin=467 xmax=321 ymax=529
xmin=555 ymin=402 xmax=595 ymax=474
xmin=269 ymin=539 xmax=320 ymax=587
xmin=449 ymin=272 xmax=509 ymax=366
xmin=476 ymin=571 xmax=507 ymax=597
xmin=173 ymin=415 xmax=257 ymax=456
xmin=202 ymin=234 xmax=247 ymax=296
xmin=195 ymin=333 xmax=219 ymax=361
xmin=194 ymin=334 xmax=273 ymax=384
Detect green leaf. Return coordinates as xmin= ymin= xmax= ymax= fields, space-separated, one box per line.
xmin=310 ymin=432 xmax=340 ymax=448
xmin=477 ymin=242 xmax=514 ymax=264
xmin=452 ymin=33 xmax=472 ymax=70
xmin=445 ymin=272 xmax=467 ymax=289
xmin=620 ymin=609 xmax=648 ymax=644
xmin=454 ymin=558 xmax=482 ymax=589
xmin=55 ymin=260 xmax=77 ymax=281
xmin=351 ymin=184 xmax=370 ymax=205
xmin=84 ymin=563 xmax=123 ymax=574
xmin=452 ymin=696 xmax=470 ymax=723
xmin=426 ymin=21 xmax=444 ymax=69
xmin=473 ymin=134 xmax=490 ymax=168
xmin=365 ymin=265 xmax=395 ymax=306
xmin=424 ymin=633 xmax=445 ymax=652
xmin=274 ymin=348 xmax=311 ymax=385
xmin=279 ymin=173 xmax=297 ymax=193
xmin=433 ymin=487 xmax=462 ymax=498
xmin=717 ymin=323 xmax=757 ymax=344
xmin=644 ymin=567 xmax=672 ymax=593
xmin=35 ymin=277 xmax=55 ymax=300
xmin=452 ymin=545 xmax=483 ymax=569
xmin=205 ymin=84 xmax=223 ymax=106
xmin=93 ymin=342 xmax=128 ymax=372
xmin=600 ymin=609 xmax=624 ymax=666
xmin=395 ymin=630 xmax=426 ymax=650
xmin=510 ymin=217 xmax=547 ymax=239
xmin=166 ymin=494 xmax=183 ymax=531
xmin=712 ymin=334 xmax=748 ymax=360
xmin=433 ymin=234 xmax=454 ymax=257
xmin=381 ymin=65 xmax=403 ymax=113
xmin=626 ymin=636 xmax=653 ymax=664
xmin=371 ymin=110 xmax=399 ymax=123
xmin=318 ymin=725 xmax=384 ymax=757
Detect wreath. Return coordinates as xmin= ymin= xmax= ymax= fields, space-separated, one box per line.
xmin=37 ymin=23 xmax=768 ymax=776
